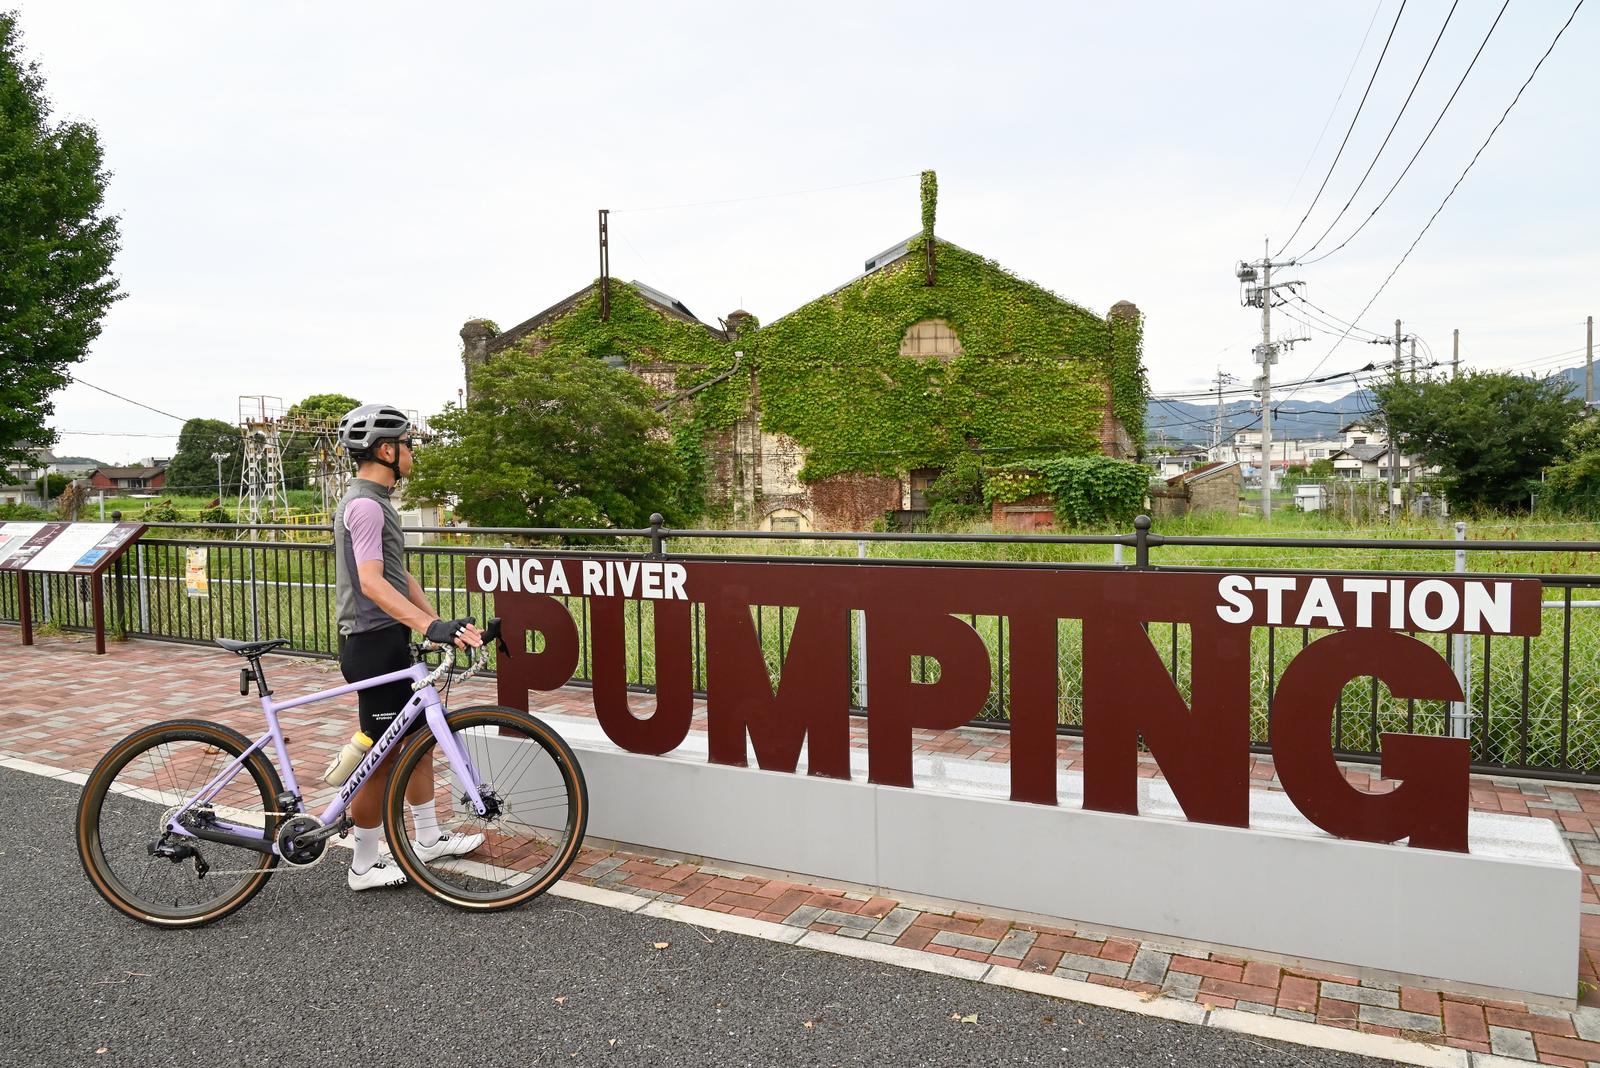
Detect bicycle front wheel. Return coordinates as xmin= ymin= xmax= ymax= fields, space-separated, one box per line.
xmin=385 ymin=705 xmax=587 ymax=910
xmin=76 ymin=719 xmax=283 ymax=927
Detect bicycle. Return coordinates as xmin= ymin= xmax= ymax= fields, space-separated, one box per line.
xmin=75 ymin=617 xmax=589 ymax=927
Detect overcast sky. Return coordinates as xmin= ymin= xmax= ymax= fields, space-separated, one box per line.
xmin=13 ymin=0 xmax=1596 ymax=466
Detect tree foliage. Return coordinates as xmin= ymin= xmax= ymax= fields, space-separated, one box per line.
xmin=0 ymin=13 xmax=121 ymax=465
xmin=1370 ymin=371 xmax=1582 ymax=512
xmin=408 ymin=347 xmax=686 ymax=531
xmin=1545 ymin=416 xmax=1600 ymax=515
xmin=282 ymin=391 xmax=360 ymax=484
xmin=166 ymin=418 xmax=241 ymax=498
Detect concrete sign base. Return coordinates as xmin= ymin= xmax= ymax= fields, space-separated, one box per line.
xmin=512 ymin=714 xmax=1579 ymax=999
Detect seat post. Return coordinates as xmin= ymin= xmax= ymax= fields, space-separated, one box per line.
xmin=248 ymin=657 xmax=273 ymax=698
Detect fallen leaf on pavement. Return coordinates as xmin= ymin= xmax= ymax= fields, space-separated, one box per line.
xmin=961 ymin=1013 xmax=979 ymax=1024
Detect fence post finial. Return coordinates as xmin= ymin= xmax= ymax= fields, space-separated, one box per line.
xmin=649 ymin=512 xmax=666 ymax=557
xmin=1133 ymin=514 xmax=1151 ymax=569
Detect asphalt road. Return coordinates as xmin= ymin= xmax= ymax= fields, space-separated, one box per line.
xmin=1 ymin=765 xmax=1393 ymax=1067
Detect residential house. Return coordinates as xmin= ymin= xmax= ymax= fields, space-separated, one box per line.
xmin=1329 ymin=443 xmax=1415 ymax=481
xmin=89 ymin=464 xmax=168 ymax=492
xmin=1148 ymin=443 xmax=1210 ymax=481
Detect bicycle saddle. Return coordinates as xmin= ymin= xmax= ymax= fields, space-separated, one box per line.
xmin=215 ymin=637 xmax=290 ymax=658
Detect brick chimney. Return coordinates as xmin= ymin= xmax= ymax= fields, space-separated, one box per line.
xmin=460 ymin=319 xmax=498 ymax=404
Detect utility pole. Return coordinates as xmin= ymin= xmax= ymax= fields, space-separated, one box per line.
xmin=1234 ymin=240 xmax=1299 ymax=521
xmin=1212 ymin=367 xmax=1235 ymax=455
xmin=1389 ymin=319 xmax=1402 ymax=521
xmin=1587 ymin=315 xmax=1594 ymax=409
xmin=210 ymin=452 xmax=230 ymax=503
xmin=1453 ymin=328 xmax=1460 ymax=379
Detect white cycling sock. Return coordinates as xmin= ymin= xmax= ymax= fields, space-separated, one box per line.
xmin=352 ymin=825 xmax=383 ymax=874
xmin=410 ymin=800 xmax=441 ymax=847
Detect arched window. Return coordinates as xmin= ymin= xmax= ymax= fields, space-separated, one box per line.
xmin=899 ymin=319 xmax=964 ymax=361
xmin=763 ymin=508 xmax=811 ymax=533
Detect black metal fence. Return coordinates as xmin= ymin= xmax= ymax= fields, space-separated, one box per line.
xmin=4 ymin=517 xmax=1598 ymax=783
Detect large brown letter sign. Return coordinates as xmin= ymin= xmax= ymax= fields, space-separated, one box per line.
xmin=469 ymin=556 xmax=1541 ymax=853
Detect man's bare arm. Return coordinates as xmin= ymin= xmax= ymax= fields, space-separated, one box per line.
xmin=357 ymin=558 xmax=435 ymax=633
xmin=405 ymin=572 xmax=434 ymax=616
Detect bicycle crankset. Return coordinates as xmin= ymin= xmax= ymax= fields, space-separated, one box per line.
xmin=275 ymin=814 xmax=328 ymax=867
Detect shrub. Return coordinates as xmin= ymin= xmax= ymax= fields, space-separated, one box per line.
xmin=1040 ymin=455 xmax=1147 ymax=527
xmin=0 ymin=502 xmax=52 ymax=520
xmin=139 ymin=499 xmax=181 ymax=523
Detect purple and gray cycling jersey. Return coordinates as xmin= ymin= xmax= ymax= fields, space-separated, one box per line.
xmin=332 ymin=479 xmax=411 ymax=636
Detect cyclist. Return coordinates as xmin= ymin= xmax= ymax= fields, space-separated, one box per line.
xmin=333 ymin=403 xmax=484 ymax=890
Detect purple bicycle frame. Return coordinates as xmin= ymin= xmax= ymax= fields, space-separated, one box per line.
xmin=165 ymin=663 xmax=487 ymax=853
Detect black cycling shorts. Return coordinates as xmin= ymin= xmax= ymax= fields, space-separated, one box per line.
xmin=339 ymin=624 xmax=420 ymax=740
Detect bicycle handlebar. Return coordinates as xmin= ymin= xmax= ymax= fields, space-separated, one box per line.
xmin=412 ymin=617 xmax=504 ymax=691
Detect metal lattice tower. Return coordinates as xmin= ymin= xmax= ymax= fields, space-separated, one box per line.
xmin=237 ymin=396 xmax=291 ymax=536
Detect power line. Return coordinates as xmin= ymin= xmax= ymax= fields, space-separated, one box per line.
xmin=1303 ymin=0 xmax=1586 ymax=372
xmin=1150 ymin=362 xmax=1377 ymax=402
xmin=1276 ymin=0 xmax=1409 ymax=256
xmin=1296 ymin=0 xmax=1513 ymax=267
xmin=68 ymin=376 xmax=187 ymax=422
xmin=1272 ymin=0 xmax=1388 ymax=234
xmin=1291 ymin=0 xmax=1463 ymax=261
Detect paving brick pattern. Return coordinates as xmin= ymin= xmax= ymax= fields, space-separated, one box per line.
xmin=10 ymin=630 xmax=1600 ymax=1065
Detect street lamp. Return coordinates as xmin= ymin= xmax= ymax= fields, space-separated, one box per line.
xmin=210 ymin=452 xmax=230 ymax=502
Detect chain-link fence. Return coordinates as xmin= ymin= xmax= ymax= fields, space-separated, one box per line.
xmin=5 ymin=519 xmax=1598 ymax=781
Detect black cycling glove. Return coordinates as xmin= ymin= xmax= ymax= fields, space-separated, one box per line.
xmin=425 ymin=617 xmax=474 ymax=644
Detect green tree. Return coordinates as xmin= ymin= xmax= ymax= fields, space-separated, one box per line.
xmin=1370 ymin=371 xmax=1582 ymax=512
xmin=36 ymin=470 xmax=67 ymax=499
xmin=1545 ymin=416 xmax=1600 ymax=515
xmin=166 ymin=417 xmax=240 ymax=499
xmin=0 ymin=13 xmax=121 ymax=465
xmin=409 ymin=348 xmax=686 ymax=530
xmin=281 ymin=391 xmax=360 ymax=485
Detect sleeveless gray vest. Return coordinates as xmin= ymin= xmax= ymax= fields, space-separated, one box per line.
xmin=333 ymin=479 xmax=410 ymax=636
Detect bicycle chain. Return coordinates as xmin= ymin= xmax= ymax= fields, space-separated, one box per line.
xmin=158 ymin=809 xmax=340 ymax=878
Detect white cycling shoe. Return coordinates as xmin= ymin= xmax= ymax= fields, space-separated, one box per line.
xmin=412 ymin=831 xmax=486 ymax=863
xmin=347 ymin=860 xmax=408 ymax=891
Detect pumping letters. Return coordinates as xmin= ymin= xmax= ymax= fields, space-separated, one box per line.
xmin=469 ymin=559 xmax=1541 ymax=853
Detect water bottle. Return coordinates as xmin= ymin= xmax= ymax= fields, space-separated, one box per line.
xmin=323 ymin=731 xmax=373 ymax=786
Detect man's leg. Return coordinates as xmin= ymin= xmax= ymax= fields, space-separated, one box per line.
xmin=340 ymin=625 xmax=413 ymax=889
xmin=402 ymin=744 xmax=485 ymax=860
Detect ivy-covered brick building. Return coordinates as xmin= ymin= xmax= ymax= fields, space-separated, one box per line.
xmin=459 ymin=173 xmax=1147 ymax=531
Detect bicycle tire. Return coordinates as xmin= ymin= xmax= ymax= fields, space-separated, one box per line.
xmin=384 ymin=705 xmax=588 ymax=911
xmin=76 ymin=718 xmax=283 ymax=928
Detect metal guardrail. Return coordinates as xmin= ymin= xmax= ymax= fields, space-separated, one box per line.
xmin=4 ymin=516 xmax=1598 ymax=783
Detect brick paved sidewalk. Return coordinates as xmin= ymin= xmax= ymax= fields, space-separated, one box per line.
xmin=8 ymin=630 xmax=1600 ymax=1065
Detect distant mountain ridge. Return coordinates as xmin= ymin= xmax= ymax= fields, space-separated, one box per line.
xmin=1145 ymin=363 xmax=1590 ymax=446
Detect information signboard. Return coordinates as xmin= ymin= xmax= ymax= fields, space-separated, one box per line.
xmin=0 ymin=521 xmax=147 ymax=653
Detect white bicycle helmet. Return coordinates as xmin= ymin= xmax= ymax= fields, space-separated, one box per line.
xmin=337 ymin=404 xmax=411 ymax=472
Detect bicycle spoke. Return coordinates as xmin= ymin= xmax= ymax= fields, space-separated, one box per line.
xmin=80 ymin=724 xmax=279 ymax=926
xmin=389 ymin=709 xmax=585 ymax=908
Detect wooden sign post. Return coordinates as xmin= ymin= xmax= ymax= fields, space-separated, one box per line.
xmin=0 ymin=521 xmax=147 ymax=654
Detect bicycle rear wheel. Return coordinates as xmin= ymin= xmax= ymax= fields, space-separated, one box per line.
xmin=76 ymin=719 xmax=283 ymax=927
xmin=384 ymin=705 xmax=587 ymax=910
